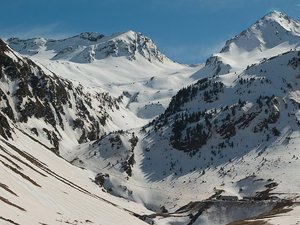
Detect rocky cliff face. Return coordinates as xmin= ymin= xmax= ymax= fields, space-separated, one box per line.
xmin=0 ymin=39 xmax=122 ymax=154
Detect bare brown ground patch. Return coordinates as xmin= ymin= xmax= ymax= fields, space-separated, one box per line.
xmin=228 ymin=201 xmax=294 ymax=225
xmin=0 ymin=182 xmax=18 ymax=196
xmin=0 ymin=216 xmax=20 ymax=225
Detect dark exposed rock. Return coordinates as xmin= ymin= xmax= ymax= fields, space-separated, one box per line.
xmin=129 ymin=133 xmax=138 ymax=151
xmin=122 ymin=153 xmax=136 ymax=177
xmin=0 ymin=89 xmax=14 ymax=122
xmin=42 ymin=128 xmax=59 ymax=155
xmin=0 ymin=39 xmax=120 ymax=152
xmin=0 ymin=113 xmax=12 ymax=140
xmin=288 ymin=53 xmax=300 ymax=69
xmin=94 ymin=173 xmax=109 ymax=186
xmin=31 ymin=128 xmax=38 ymax=136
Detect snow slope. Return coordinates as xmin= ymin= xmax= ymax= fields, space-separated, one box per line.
xmin=8 ymin=31 xmax=201 ymax=123
xmin=65 ymin=12 xmax=300 ymax=225
xmin=0 ymin=36 xmax=163 ymax=225
xmin=0 ymin=124 xmax=152 ymax=225
xmin=3 ymin=10 xmax=300 ymax=225
xmin=193 ymin=11 xmax=300 ymax=79
xmin=0 ymin=38 xmax=150 ymax=159
xmin=8 ymin=30 xmax=170 ymax=63
xmin=72 ymin=50 xmax=300 ymax=225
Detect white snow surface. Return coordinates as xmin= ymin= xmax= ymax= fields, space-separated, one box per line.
xmin=3 ymin=11 xmax=300 ymax=225
xmin=193 ymin=11 xmax=300 ymax=79
xmin=8 ymin=31 xmax=201 ymax=123
xmin=0 ymin=128 xmax=151 ymax=225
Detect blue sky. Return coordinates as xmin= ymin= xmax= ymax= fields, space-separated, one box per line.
xmin=0 ymin=0 xmax=299 ymax=64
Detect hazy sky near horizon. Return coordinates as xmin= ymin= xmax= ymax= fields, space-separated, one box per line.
xmin=1 ymin=0 xmax=299 ymax=64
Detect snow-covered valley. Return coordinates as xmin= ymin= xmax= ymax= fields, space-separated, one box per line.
xmin=1 ymin=10 xmax=300 ymax=225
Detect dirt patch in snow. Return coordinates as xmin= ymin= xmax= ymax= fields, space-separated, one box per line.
xmin=0 ymin=216 xmax=20 ymax=225
xmin=0 ymin=182 xmax=18 ymax=196
xmin=0 ymin=196 xmax=26 ymax=212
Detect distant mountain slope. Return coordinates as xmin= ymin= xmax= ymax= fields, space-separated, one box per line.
xmin=7 ymin=30 xmax=187 ymax=85
xmin=8 ymin=30 xmax=168 ymax=63
xmin=74 ymin=49 xmax=300 ymax=208
xmin=7 ymin=31 xmax=200 ymax=122
xmin=221 ymin=11 xmax=300 ymax=53
xmin=158 ymin=50 xmax=300 ymax=152
xmin=193 ymin=11 xmax=300 ymax=79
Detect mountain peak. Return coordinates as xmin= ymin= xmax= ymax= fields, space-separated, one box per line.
xmin=195 ymin=11 xmax=300 ymax=78
xmin=114 ymin=29 xmax=137 ymax=37
xmin=220 ymin=10 xmax=299 ymax=54
xmin=263 ymin=10 xmax=286 ymax=18
xmin=7 ymin=30 xmax=168 ymax=63
xmin=110 ymin=30 xmax=139 ymax=43
xmin=259 ymin=10 xmax=294 ymax=26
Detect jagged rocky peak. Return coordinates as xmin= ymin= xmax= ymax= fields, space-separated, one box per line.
xmin=8 ymin=37 xmax=47 ymax=56
xmin=7 ymin=30 xmax=167 ymax=63
xmin=116 ymin=30 xmax=165 ymax=62
xmin=78 ymin=32 xmax=105 ymax=41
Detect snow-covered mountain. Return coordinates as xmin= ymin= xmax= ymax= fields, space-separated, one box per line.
xmin=2 ymin=10 xmax=300 ymax=225
xmin=221 ymin=11 xmax=300 ymax=52
xmin=0 ymin=38 xmax=148 ymax=157
xmin=7 ymin=31 xmax=200 ymax=123
xmin=0 ymin=123 xmax=153 ymax=225
xmin=193 ymin=10 xmax=300 ymax=78
xmin=0 ymin=30 xmax=199 ymax=225
xmin=70 ymin=51 xmax=300 ymax=225
xmin=0 ymin=40 xmax=154 ymax=224
xmin=63 ymin=11 xmax=300 ymax=225
xmin=8 ymin=30 xmax=168 ymax=63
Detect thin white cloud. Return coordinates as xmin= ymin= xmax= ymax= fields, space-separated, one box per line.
xmin=0 ymin=23 xmax=71 ymax=39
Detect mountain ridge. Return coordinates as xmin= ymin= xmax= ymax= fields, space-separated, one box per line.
xmin=2 ymin=11 xmax=300 ymax=225
xmin=192 ymin=10 xmax=300 ymax=80
xmin=221 ymin=10 xmax=300 ymax=53
xmin=7 ymin=30 xmax=170 ymax=63
xmin=7 ymin=29 xmax=198 ymax=126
